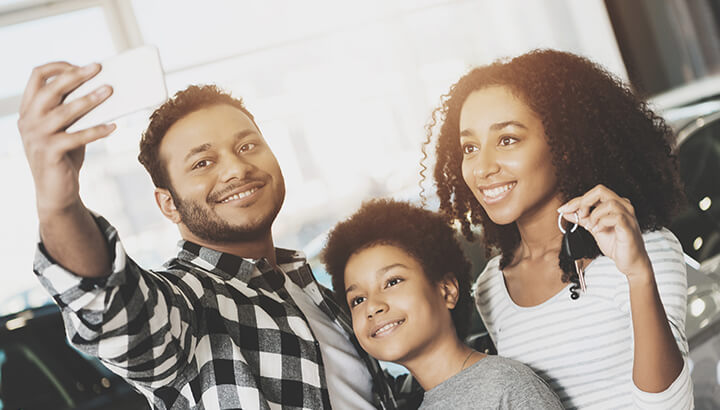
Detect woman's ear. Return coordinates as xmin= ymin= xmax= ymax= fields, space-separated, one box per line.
xmin=439 ymin=273 xmax=460 ymax=309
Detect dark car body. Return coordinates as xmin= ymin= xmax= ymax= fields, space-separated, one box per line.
xmin=0 ymin=304 xmax=149 ymax=410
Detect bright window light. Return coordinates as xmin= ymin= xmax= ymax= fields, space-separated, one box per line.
xmin=0 ymin=7 xmax=116 ymax=99
xmin=699 ymin=196 xmax=712 ymax=211
xmin=691 ymin=298 xmax=706 ymax=317
xmin=694 ymin=236 xmax=704 ymax=250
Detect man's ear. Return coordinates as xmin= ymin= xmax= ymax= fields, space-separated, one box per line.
xmin=439 ymin=273 xmax=460 ymax=309
xmin=155 ymin=187 xmax=181 ymax=224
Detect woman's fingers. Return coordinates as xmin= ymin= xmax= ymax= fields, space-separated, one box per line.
xmin=558 ymin=184 xmax=634 ymax=220
xmin=584 ymin=200 xmax=629 ymax=230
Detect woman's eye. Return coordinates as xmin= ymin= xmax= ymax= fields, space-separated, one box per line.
xmin=462 ymin=144 xmax=477 ymax=155
xmin=239 ymin=143 xmax=256 ymax=153
xmin=350 ymin=296 xmax=365 ymax=307
xmin=386 ymin=277 xmax=403 ymax=288
xmin=499 ymin=136 xmax=517 ymax=146
xmin=192 ymin=159 xmax=211 ymax=170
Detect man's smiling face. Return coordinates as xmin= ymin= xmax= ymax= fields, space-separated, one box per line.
xmin=159 ymin=103 xmax=285 ymax=244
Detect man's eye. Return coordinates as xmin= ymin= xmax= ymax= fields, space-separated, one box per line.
xmin=350 ymin=296 xmax=365 ymax=307
xmin=193 ymin=159 xmax=211 ymax=169
xmin=239 ymin=143 xmax=256 ymax=153
xmin=462 ymin=144 xmax=477 ymax=154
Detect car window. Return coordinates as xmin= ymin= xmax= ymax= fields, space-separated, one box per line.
xmin=671 ymin=115 xmax=720 ymax=262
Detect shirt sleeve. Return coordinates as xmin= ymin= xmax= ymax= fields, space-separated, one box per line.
xmin=33 ymin=213 xmax=197 ymax=390
xmin=615 ymin=228 xmax=694 ymax=408
xmin=501 ymin=362 xmax=564 ymax=410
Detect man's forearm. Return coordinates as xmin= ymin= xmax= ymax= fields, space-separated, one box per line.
xmin=39 ymin=200 xmax=111 ymax=278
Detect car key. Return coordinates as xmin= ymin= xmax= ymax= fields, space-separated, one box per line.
xmin=561 ymin=226 xmax=593 ymax=293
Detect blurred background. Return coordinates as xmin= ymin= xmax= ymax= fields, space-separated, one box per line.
xmin=1 ymin=0 xmax=720 ymax=409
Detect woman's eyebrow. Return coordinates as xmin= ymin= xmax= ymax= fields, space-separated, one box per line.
xmin=460 ymin=120 xmax=527 ymax=137
xmin=490 ymin=120 xmax=527 ymax=131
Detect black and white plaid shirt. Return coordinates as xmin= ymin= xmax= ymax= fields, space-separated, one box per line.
xmin=33 ymin=215 xmax=403 ymax=409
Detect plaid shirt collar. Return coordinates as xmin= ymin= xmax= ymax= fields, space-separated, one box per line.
xmin=174 ymin=239 xmax=402 ymax=409
xmin=176 ymin=240 xmax=310 ymax=286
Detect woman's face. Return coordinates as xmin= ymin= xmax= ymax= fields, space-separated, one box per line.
xmin=459 ymin=86 xmax=562 ymax=226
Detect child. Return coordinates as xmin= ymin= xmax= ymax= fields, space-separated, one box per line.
xmin=322 ymin=199 xmax=562 ymax=409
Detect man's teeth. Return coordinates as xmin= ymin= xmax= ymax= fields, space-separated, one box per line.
xmin=221 ymin=188 xmax=258 ymax=203
xmin=374 ymin=320 xmax=403 ymax=336
xmin=482 ymin=183 xmax=516 ymax=198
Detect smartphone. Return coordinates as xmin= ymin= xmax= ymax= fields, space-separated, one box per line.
xmin=65 ymin=45 xmax=167 ymax=132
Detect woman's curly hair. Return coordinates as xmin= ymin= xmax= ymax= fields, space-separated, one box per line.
xmin=422 ymin=49 xmax=685 ymax=282
xmin=321 ymin=199 xmax=473 ymax=339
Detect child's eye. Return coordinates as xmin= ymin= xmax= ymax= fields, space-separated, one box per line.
xmin=385 ymin=277 xmax=403 ymax=288
xmin=350 ymin=296 xmax=366 ymax=307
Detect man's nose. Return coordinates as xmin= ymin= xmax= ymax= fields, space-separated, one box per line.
xmin=219 ymin=154 xmax=254 ymax=182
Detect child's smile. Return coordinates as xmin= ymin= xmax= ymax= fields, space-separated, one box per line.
xmin=343 ymin=244 xmax=457 ymax=364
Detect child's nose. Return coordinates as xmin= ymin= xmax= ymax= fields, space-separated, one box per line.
xmin=366 ymin=299 xmax=388 ymax=318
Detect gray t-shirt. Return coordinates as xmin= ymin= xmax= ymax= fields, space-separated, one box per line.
xmin=419 ymin=355 xmax=563 ymax=410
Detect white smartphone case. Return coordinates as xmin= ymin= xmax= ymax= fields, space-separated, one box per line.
xmin=66 ymin=45 xmax=168 ymax=132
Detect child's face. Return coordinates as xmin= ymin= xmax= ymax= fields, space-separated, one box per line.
xmin=343 ymin=244 xmax=457 ymax=365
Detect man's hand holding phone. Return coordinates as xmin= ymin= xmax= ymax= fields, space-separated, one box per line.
xmin=18 ymin=45 xmax=168 ymax=277
xmin=18 ymin=62 xmax=116 ymax=216
xmin=19 ymin=45 xmax=167 ymax=216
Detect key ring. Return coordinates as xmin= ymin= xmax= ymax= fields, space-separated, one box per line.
xmin=557 ymin=212 xmax=579 ymax=234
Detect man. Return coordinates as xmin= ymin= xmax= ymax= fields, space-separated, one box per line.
xmin=18 ymin=62 xmax=405 ymax=409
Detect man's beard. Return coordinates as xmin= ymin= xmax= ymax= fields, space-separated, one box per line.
xmin=172 ymin=191 xmax=280 ymax=244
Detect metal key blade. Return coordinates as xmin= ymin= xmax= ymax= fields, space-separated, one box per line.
xmin=574 ymin=259 xmax=587 ymax=293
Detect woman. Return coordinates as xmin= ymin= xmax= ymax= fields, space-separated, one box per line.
xmin=424 ymin=49 xmax=693 ymax=408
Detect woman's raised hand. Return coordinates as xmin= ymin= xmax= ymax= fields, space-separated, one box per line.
xmin=558 ymin=184 xmax=652 ymax=280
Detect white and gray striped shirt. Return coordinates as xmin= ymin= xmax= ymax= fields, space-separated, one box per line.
xmin=474 ymin=228 xmax=693 ymax=409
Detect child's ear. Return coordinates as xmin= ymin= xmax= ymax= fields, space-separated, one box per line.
xmin=439 ymin=273 xmax=460 ymax=309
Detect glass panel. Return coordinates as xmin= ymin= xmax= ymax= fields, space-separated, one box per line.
xmin=2 ymin=0 xmax=626 ymax=313
xmin=671 ymin=117 xmax=720 ymax=262
xmin=158 ymin=0 xmax=624 ymax=254
xmin=0 ymin=7 xmax=117 ymax=99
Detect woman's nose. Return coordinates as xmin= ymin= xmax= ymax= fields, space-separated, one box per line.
xmin=472 ymin=148 xmax=500 ymax=179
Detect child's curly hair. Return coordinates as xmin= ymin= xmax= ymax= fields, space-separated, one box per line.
xmin=422 ymin=49 xmax=685 ymax=281
xmin=322 ymin=199 xmax=473 ymax=339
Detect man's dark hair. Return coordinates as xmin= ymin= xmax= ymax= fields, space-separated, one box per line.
xmin=321 ymin=199 xmax=473 ymax=339
xmin=138 ymin=84 xmax=257 ymax=189
xmin=422 ymin=49 xmax=685 ymax=282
